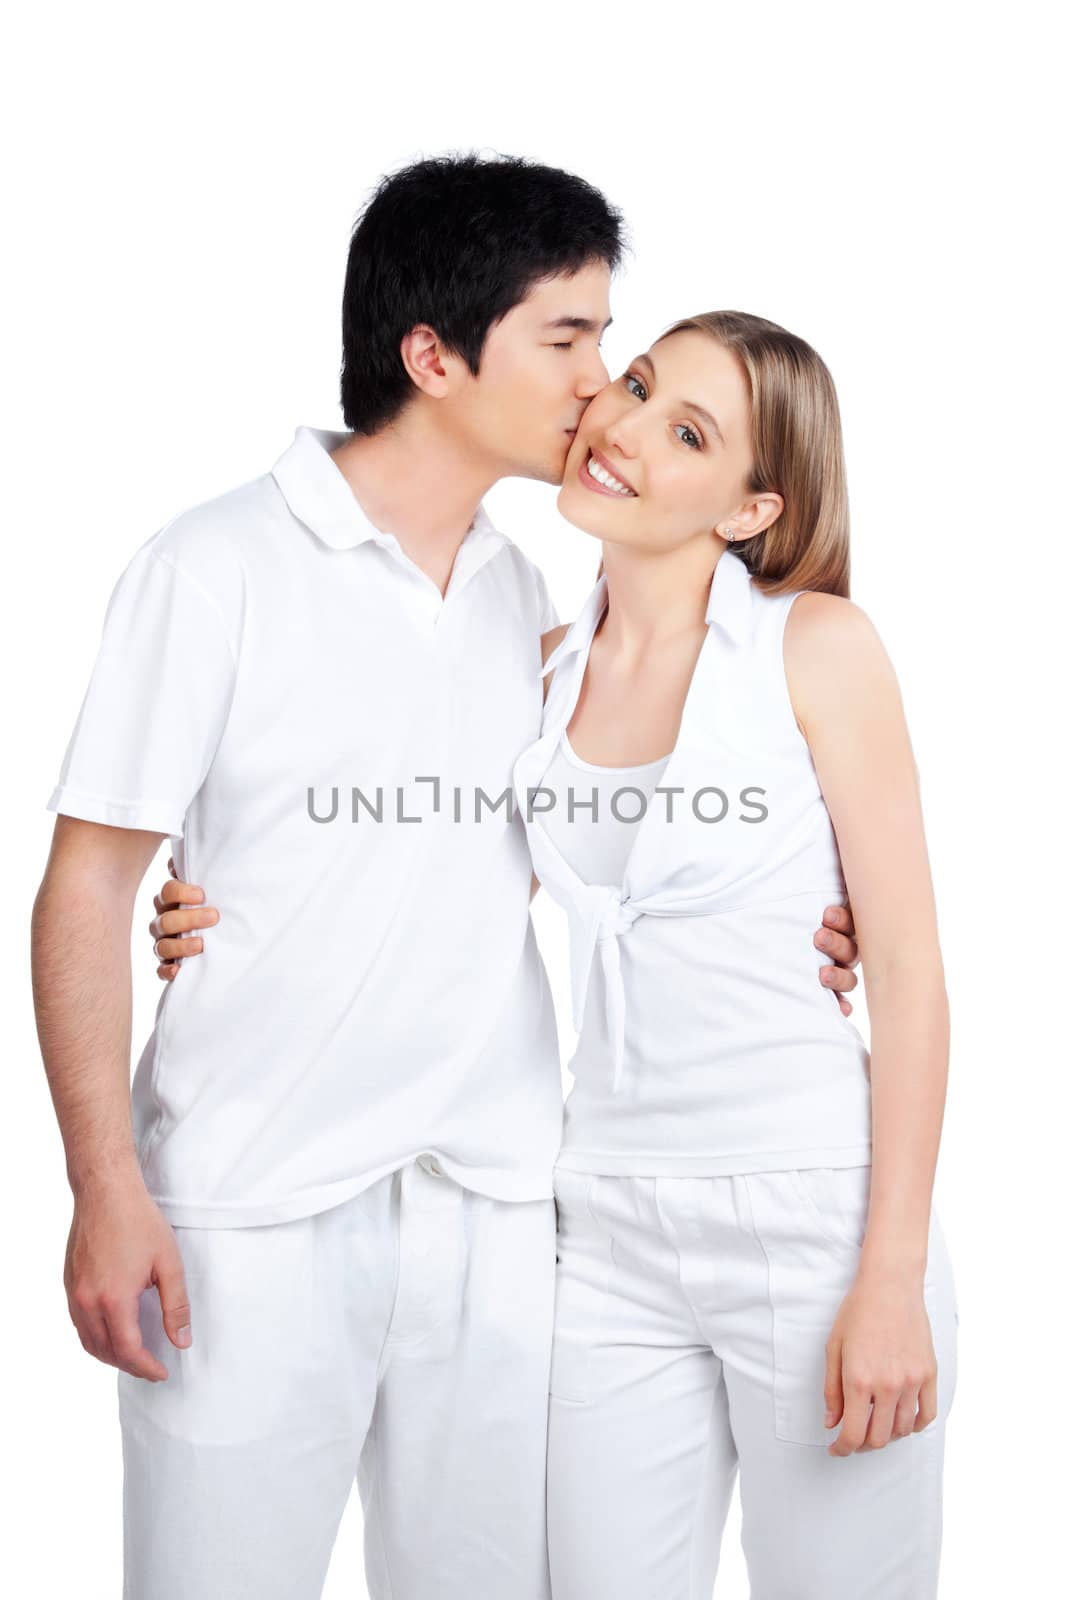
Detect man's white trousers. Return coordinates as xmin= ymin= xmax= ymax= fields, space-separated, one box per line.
xmin=118 ymin=1156 xmax=556 ymax=1599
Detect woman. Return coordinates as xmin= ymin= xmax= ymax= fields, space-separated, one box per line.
xmin=149 ymin=312 xmax=957 ymax=1597
xmin=515 ymin=311 xmax=957 ymax=1598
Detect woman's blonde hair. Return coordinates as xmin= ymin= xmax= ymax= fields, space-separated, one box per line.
xmin=661 ymin=310 xmax=851 ymax=598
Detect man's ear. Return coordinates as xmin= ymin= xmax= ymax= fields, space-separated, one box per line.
xmin=400 ymin=325 xmax=464 ymax=400
xmin=728 ymin=489 xmax=785 ymax=542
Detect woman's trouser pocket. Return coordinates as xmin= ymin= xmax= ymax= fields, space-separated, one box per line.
xmin=743 ymin=1166 xmax=958 ymax=1447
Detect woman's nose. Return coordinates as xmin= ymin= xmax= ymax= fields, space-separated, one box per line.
xmin=604 ymin=415 xmax=639 ymax=458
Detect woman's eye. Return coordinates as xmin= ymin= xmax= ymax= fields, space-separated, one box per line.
xmin=674 ymin=423 xmax=703 ymax=450
xmin=623 ymin=373 xmax=647 ymax=400
xmin=552 ymin=341 xmax=574 ymax=350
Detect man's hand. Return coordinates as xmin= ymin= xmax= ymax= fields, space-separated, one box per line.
xmin=816 ymin=903 xmax=860 ymax=1017
xmin=65 ymin=1168 xmax=193 ymax=1381
xmin=151 ymin=858 xmax=217 ymax=981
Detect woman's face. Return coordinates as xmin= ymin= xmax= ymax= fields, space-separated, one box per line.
xmin=557 ymin=329 xmax=764 ymax=555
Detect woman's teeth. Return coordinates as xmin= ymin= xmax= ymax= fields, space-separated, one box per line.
xmin=587 ymin=454 xmax=636 ymax=496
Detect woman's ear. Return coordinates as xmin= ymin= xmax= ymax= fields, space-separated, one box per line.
xmin=728 ymin=490 xmax=785 ymax=542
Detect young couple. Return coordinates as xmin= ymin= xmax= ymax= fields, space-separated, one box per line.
xmin=32 ymin=153 xmax=957 ymax=1599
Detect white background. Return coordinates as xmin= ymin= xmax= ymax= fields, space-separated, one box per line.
xmin=4 ymin=1 xmax=1062 ymax=1594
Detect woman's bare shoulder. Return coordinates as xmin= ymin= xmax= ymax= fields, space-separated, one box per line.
xmin=784 ymin=591 xmax=899 ymax=736
xmin=784 ymin=590 xmax=888 ymax=669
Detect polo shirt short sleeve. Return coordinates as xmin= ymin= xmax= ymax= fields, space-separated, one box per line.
xmin=48 ymin=530 xmax=239 ymax=840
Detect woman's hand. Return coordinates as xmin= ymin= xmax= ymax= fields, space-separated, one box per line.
xmin=149 ymin=858 xmax=218 ymax=981
xmin=823 ymin=1272 xmax=938 ymax=1455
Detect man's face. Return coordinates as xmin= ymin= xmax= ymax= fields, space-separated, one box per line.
xmin=446 ymin=261 xmax=613 ymax=485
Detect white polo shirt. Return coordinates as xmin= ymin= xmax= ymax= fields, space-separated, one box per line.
xmin=48 ymin=427 xmax=563 ymax=1226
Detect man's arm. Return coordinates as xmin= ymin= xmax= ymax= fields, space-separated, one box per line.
xmin=32 ymin=815 xmax=193 ymax=1381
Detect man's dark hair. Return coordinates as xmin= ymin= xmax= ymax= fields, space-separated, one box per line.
xmin=340 ymin=152 xmax=627 ymax=433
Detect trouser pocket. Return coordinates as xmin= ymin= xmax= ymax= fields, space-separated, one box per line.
xmin=745 ymin=1167 xmax=958 ymax=1447
xmin=549 ymin=1171 xmax=618 ymax=1406
xmin=745 ymin=1167 xmax=873 ymax=1446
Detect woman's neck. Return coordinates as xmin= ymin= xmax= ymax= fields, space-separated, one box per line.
xmin=597 ymin=540 xmax=728 ymax=660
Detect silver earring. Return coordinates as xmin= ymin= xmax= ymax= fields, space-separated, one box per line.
xmin=723 ymin=527 xmax=734 ymax=541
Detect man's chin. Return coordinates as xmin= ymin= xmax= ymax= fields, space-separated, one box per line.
xmin=515 ymin=457 xmax=567 ymax=489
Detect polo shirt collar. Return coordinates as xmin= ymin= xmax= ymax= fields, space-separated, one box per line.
xmin=539 ymin=548 xmax=754 ymax=680
xmin=271 ymin=426 xmax=384 ymax=550
xmin=270 ymin=426 xmax=507 ymax=569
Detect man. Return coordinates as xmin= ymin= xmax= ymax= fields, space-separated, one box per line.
xmin=32 ymin=153 xmax=861 ymax=1600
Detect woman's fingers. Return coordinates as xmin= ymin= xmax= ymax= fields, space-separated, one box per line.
xmin=159 ymin=878 xmax=205 ymax=908
xmin=891 ymin=1386 xmax=922 ymax=1440
xmin=153 ymin=935 xmax=204 ymax=963
xmin=914 ymin=1374 xmax=938 ymax=1432
xmin=864 ymin=1388 xmax=901 ymax=1451
xmin=148 ymin=906 xmax=219 ymax=942
xmin=823 ymin=1335 xmax=845 ymax=1433
xmin=148 ymin=883 xmax=217 ymax=981
xmin=829 ymin=1376 xmax=874 ymax=1455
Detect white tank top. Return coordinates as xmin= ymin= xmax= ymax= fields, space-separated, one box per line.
xmin=514 ymin=549 xmax=872 ymax=1177
xmin=540 ymin=733 xmax=671 ymax=887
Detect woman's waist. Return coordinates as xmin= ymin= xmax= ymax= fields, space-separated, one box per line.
xmin=570 ymin=999 xmax=869 ymax=1076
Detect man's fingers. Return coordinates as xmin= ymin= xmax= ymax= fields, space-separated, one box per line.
xmin=156 ymin=961 xmax=181 ymax=982
xmin=822 ymin=902 xmax=855 ymax=938
xmin=70 ymin=1297 xmax=115 ymax=1365
xmin=100 ymin=1298 xmax=169 ymax=1382
xmin=157 ymin=1260 xmax=194 ymax=1351
xmin=815 ymin=927 xmax=859 ymax=968
xmin=819 ymin=963 xmax=858 ymax=994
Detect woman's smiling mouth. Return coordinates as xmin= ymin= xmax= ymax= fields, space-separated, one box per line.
xmin=579 ymin=447 xmax=638 ymax=498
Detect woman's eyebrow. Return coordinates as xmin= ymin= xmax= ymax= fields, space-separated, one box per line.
xmin=682 ymin=400 xmax=726 ymax=446
xmin=635 ymin=351 xmax=726 ymax=445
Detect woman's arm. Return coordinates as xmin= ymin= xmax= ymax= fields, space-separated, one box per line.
xmin=785 ymin=590 xmax=949 ymax=1451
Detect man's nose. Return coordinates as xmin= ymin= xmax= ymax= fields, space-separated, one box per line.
xmin=576 ymin=351 xmax=611 ymax=399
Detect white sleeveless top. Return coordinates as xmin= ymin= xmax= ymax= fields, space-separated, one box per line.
xmin=540 ymin=733 xmax=671 ymax=887
xmin=513 ymin=549 xmax=872 ymax=1177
